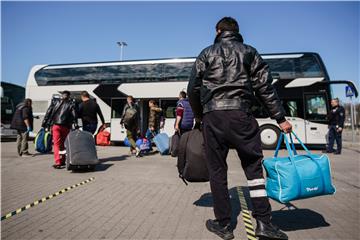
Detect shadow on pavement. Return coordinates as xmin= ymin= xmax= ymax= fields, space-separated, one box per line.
xmin=271 ymin=206 xmax=330 ymax=231
xmin=193 ymin=187 xmax=241 ymax=230
xmin=70 ymin=163 xmax=113 ymax=173
xmin=193 ymin=186 xmax=330 ymax=232
xmin=99 ymin=155 xmax=130 ymax=163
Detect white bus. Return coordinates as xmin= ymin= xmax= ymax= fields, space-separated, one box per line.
xmin=26 ymin=52 xmax=357 ymax=148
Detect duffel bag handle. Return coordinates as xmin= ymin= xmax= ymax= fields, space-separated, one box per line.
xmin=274 ymin=132 xmax=297 ymax=157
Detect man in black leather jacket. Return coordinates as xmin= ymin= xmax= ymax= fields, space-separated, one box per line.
xmin=188 ymin=17 xmax=292 ymax=240
xmin=42 ymin=91 xmax=78 ymax=169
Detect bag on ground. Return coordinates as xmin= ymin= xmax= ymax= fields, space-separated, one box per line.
xmin=96 ymin=127 xmax=111 ymax=146
xmin=65 ymin=129 xmax=99 ymax=170
xmin=35 ymin=128 xmax=52 ymax=153
xmin=153 ymin=133 xmax=170 ymax=155
xmin=136 ymin=138 xmax=152 ymax=153
xmin=263 ymin=131 xmax=336 ymax=203
xmin=177 ymin=128 xmax=209 ymax=183
xmin=170 ymin=132 xmax=180 ymax=157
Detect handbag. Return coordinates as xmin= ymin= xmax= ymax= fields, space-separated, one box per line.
xmin=263 ymin=131 xmax=336 ymax=203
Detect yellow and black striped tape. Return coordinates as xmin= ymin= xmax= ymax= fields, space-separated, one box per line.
xmin=1 ymin=177 xmax=95 ymax=221
xmin=237 ymin=186 xmax=257 ymax=240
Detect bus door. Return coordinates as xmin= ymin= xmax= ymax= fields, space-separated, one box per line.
xmin=304 ymin=93 xmax=329 ymax=144
xmin=110 ymin=98 xmax=127 ymax=141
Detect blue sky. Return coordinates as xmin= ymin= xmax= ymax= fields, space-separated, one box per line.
xmin=1 ymin=1 xmax=359 ymax=102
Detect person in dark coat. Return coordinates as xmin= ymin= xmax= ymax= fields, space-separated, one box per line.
xmin=327 ymin=98 xmax=345 ymax=154
xmin=42 ymin=91 xmax=78 ymax=169
xmin=11 ymin=98 xmax=34 ymax=157
xmin=78 ymin=91 xmax=105 ymax=134
xmin=188 ymin=17 xmax=292 ymax=240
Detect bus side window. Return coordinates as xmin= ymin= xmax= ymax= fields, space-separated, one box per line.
xmin=160 ymin=100 xmax=178 ymax=118
xmin=284 ymin=100 xmax=299 ymax=117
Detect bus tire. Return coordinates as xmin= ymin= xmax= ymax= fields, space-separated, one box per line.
xmin=259 ymin=125 xmax=280 ymax=149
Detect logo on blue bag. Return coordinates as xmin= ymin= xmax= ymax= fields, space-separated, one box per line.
xmin=306 ymin=187 xmax=319 ymax=192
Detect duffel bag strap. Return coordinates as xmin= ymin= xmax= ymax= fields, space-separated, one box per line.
xmin=291 ymin=131 xmax=311 ymax=155
xmin=274 ymin=132 xmax=284 ymax=157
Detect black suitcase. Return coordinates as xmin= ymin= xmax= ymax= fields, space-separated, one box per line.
xmin=65 ymin=129 xmax=99 ymax=170
xmin=177 ymin=128 xmax=209 ymax=183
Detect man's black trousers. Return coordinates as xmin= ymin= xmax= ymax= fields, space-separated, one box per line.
xmin=203 ymin=110 xmax=271 ymax=225
xmin=327 ymin=125 xmax=342 ymax=153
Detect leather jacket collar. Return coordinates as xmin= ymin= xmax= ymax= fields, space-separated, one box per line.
xmin=214 ymin=31 xmax=244 ymax=44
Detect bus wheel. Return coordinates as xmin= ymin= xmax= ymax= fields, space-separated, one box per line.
xmin=259 ymin=125 xmax=280 ymax=149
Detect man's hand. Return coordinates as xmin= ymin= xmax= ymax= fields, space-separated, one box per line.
xmin=174 ymin=125 xmax=180 ymax=132
xmin=279 ymin=120 xmax=292 ymax=133
xmin=337 ymin=127 xmax=343 ymax=133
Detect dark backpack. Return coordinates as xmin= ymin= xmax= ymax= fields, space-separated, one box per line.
xmin=177 ymin=128 xmax=209 ymax=184
xmin=123 ymin=107 xmax=137 ymax=129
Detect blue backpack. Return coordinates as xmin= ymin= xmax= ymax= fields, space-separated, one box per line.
xmin=35 ymin=128 xmax=52 ymax=153
xmin=263 ymin=131 xmax=336 ymax=203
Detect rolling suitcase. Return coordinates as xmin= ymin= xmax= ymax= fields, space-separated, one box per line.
xmin=153 ymin=133 xmax=170 ymax=155
xmin=263 ymin=131 xmax=336 ymax=203
xmin=65 ymin=129 xmax=99 ymax=170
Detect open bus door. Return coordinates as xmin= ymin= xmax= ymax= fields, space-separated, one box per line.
xmin=304 ymin=80 xmax=358 ymax=144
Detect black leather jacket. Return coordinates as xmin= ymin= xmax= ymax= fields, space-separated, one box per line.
xmin=188 ymin=31 xmax=286 ymax=123
xmin=42 ymin=98 xmax=78 ymax=128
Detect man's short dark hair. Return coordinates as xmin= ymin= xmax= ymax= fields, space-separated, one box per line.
xmin=24 ymin=98 xmax=32 ymax=106
xmin=149 ymin=99 xmax=157 ymax=105
xmin=127 ymin=95 xmax=134 ymax=101
xmin=61 ymin=90 xmax=71 ymax=96
xmin=81 ymin=91 xmax=90 ymax=98
xmin=332 ymin=98 xmax=339 ymax=102
xmin=179 ymin=91 xmax=187 ymax=99
xmin=216 ymin=17 xmax=239 ymax=33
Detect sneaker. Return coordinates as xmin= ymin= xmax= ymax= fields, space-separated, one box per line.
xmin=135 ymin=147 xmax=142 ymax=158
xmin=255 ymin=220 xmax=288 ymax=240
xmin=334 ymin=151 xmax=341 ymax=155
xmin=52 ymin=164 xmax=63 ymax=169
xmin=205 ymin=219 xmax=234 ymax=240
xmin=21 ymin=152 xmax=34 ymax=157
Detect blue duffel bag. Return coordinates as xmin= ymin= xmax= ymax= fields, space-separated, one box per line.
xmin=263 ymin=131 xmax=336 ymax=203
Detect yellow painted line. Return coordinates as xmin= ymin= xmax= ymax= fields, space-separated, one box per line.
xmin=237 ymin=186 xmax=257 ymax=240
xmin=1 ymin=177 xmax=95 ymax=221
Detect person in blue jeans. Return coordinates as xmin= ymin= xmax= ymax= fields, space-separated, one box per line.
xmin=79 ymin=91 xmax=106 ymax=134
xmin=145 ymin=100 xmax=162 ymax=147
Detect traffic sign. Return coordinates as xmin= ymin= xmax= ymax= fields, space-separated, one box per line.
xmin=346 ymin=86 xmax=355 ymax=97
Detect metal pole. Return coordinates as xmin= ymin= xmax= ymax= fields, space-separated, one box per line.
xmin=120 ymin=45 xmax=123 ymax=61
xmin=350 ymin=96 xmax=355 ymax=143
xmin=353 ymin=101 xmax=357 ymax=130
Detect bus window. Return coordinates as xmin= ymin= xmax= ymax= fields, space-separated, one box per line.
xmin=305 ymin=94 xmax=328 ymax=121
xmin=111 ymin=99 xmax=126 ymax=118
xmin=160 ymin=100 xmax=178 ymax=118
xmin=284 ymin=100 xmax=299 ymax=117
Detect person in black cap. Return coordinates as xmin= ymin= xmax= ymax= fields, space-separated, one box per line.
xmin=42 ymin=91 xmax=78 ymax=169
xmin=188 ymin=17 xmax=291 ymax=240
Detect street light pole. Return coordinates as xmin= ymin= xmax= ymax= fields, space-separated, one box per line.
xmin=117 ymin=41 xmax=128 ymax=61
